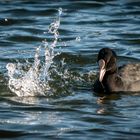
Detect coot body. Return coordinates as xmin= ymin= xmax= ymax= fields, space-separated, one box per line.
xmin=93 ymin=48 xmax=140 ymax=93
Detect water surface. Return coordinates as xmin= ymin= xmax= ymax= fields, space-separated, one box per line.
xmin=0 ymin=0 xmax=140 ymax=139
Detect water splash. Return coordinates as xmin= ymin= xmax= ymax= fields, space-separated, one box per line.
xmin=75 ymin=36 xmax=81 ymax=42
xmin=6 ymin=8 xmax=63 ymax=97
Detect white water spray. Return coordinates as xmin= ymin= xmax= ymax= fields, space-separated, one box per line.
xmin=6 ymin=8 xmax=62 ymax=97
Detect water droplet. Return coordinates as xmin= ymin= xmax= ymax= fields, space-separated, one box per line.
xmin=76 ymin=36 xmax=81 ymax=42
xmin=5 ymin=18 xmax=8 ymax=22
xmin=62 ymin=42 xmax=67 ymax=47
xmin=43 ymin=31 xmax=47 ymax=34
xmin=58 ymin=8 xmax=62 ymax=16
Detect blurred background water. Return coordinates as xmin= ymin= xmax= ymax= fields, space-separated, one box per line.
xmin=0 ymin=0 xmax=140 ymax=139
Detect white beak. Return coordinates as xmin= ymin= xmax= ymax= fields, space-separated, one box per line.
xmin=98 ymin=59 xmax=106 ymax=82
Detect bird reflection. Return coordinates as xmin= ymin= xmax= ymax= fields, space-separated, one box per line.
xmin=96 ymin=94 xmax=121 ymax=115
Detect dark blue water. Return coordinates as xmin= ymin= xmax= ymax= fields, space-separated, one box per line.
xmin=0 ymin=0 xmax=140 ymax=139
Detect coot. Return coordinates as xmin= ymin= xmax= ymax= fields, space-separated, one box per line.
xmin=93 ymin=48 xmax=140 ymax=93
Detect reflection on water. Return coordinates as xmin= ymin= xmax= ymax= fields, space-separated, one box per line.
xmin=96 ymin=94 xmax=121 ymax=115
xmin=0 ymin=0 xmax=140 ymax=139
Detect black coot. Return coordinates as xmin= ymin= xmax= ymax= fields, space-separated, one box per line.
xmin=93 ymin=48 xmax=140 ymax=93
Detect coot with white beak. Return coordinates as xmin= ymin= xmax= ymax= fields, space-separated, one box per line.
xmin=93 ymin=48 xmax=140 ymax=93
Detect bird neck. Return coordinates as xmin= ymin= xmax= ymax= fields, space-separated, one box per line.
xmin=106 ymin=66 xmax=118 ymax=75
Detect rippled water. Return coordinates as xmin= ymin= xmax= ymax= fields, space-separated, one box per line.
xmin=0 ymin=0 xmax=140 ymax=139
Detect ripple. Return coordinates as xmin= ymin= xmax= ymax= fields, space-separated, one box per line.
xmin=0 ymin=18 xmax=34 ymax=26
xmin=0 ymin=130 xmax=26 ymax=138
xmin=7 ymin=35 xmax=43 ymax=43
xmin=2 ymin=8 xmax=57 ymax=17
xmin=73 ymin=1 xmax=105 ymax=9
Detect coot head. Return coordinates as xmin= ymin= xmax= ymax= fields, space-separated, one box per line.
xmin=97 ymin=48 xmax=117 ymax=82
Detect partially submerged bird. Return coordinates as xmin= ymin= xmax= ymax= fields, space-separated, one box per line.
xmin=93 ymin=48 xmax=140 ymax=93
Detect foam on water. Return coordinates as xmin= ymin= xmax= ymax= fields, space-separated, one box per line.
xmin=6 ymin=8 xmax=63 ymax=97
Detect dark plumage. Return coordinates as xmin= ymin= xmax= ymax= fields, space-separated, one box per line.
xmin=93 ymin=48 xmax=140 ymax=93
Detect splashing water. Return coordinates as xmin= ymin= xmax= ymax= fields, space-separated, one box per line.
xmin=6 ymin=8 xmax=63 ymax=97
